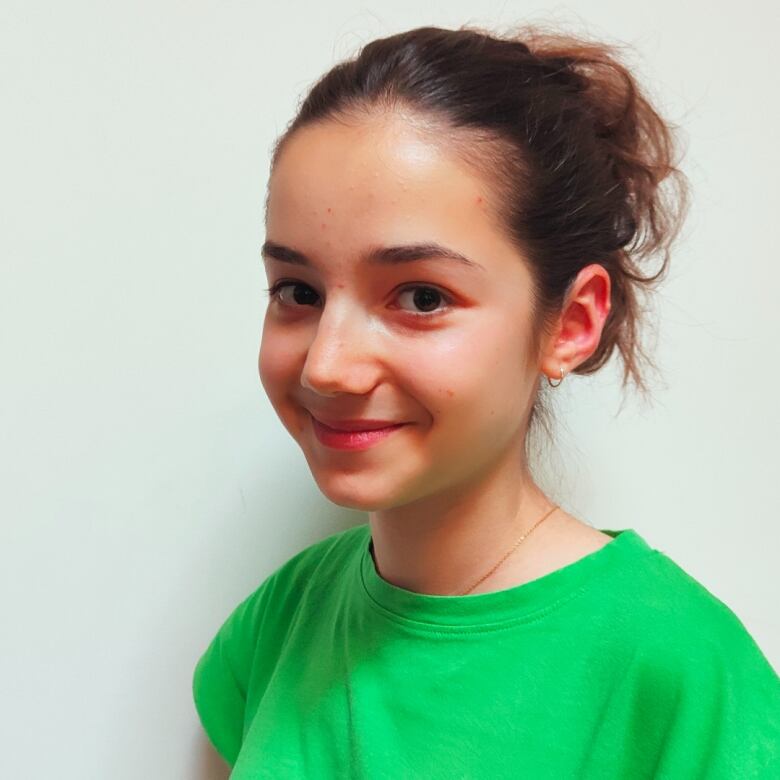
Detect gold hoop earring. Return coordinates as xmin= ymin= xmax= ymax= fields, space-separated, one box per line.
xmin=547 ymin=366 xmax=565 ymax=387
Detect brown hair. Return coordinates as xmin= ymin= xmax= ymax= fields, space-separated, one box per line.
xmin=266 ymin=22 xmax=690 ymax=450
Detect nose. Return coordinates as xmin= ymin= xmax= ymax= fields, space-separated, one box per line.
xmin=299 ymin=305 xmax=383 ymax=397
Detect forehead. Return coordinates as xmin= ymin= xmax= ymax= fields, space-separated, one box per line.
xmin=264 ymin=115 xmax=509 ymax=265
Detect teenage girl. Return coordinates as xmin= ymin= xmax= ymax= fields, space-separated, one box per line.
xmin=194 ymin=23 xmax=780 ymax=778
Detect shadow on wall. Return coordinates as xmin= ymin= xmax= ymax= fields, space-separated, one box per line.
xmin=192 ymin=732 xmax=231 ymax=779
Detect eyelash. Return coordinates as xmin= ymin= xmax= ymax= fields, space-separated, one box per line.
xmin=263 ymin=280 xmax=454 ymax=319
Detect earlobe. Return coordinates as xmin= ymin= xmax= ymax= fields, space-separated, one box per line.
xmin=546 ymin=366 xmax=566 ymax=387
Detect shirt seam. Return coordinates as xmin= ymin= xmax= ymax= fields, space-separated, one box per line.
xmin=359 ymin=578 xmax=595 ymax=635
xmin=357 ymin=543 xmax=656 ymax=636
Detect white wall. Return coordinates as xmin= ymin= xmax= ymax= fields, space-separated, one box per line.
xmin=2 ymin=1 xmax=777 ymax=777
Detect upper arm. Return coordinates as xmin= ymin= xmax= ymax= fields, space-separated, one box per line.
xmin=649 ymin=616 xmax=780 ymax=778
xmin=192 ymin=576 xmax=277 ymax=767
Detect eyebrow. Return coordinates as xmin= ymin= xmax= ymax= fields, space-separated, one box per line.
xmin=261 ymin=240 xmax=485 ymax=272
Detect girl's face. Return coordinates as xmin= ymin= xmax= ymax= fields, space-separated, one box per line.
xmin=260 ymin=114 xmax=543 ymax=511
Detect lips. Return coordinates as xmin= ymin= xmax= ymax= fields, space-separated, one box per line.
xmin=310 ymin=415 xmax=407 ymax=451
xmin=310 ymin=415 xmax=407 ymax=432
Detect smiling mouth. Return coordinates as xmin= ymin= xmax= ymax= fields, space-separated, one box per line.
xmin=310 ymin=415 xmax=407 ymax=450
xmin=312 ymin=418 xmax=406 ymax=432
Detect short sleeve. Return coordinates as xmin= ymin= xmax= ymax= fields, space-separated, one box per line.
xmin=192 ymin=575 xmax=276 ymax=767
xmin=650 ymin=613 xmax=780 ymax=778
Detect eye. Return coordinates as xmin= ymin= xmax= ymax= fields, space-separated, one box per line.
xmin=264 ymin=280 xmax=319 ymax=308
xmin=264 ymin=281 xmax=453 ymax=319
xmin=395 ymin=284 xmax=452 ymax=317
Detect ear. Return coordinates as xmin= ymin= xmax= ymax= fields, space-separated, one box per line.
xmin=539 ymin=264 xmax=612 ymax=382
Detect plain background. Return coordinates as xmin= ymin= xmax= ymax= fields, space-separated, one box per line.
xmin=1 ymin=1 xmax=777 ymax=777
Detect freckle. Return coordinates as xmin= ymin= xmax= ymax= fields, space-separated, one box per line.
xmin=327 ymin=207 xmax=332 ymax=213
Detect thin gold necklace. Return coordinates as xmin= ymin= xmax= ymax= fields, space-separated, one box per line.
xmin=453 ymin=504 xmax=560 ymax=596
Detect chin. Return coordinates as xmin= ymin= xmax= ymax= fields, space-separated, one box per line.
xmin=306 ymin=469 xmax=407 ymax=512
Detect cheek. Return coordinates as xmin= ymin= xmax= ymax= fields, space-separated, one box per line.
xmin=402 ymin=323 xmax=523 ymax=411
xmin=258 ymin=324 xmax=298 ymax=400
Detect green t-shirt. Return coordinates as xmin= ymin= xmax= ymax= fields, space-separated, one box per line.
xmin=192 ymin=524 xmax=780 ymax=778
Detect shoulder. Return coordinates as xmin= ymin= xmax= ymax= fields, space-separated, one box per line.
xmin=602 ymin=543 xmax=778 ymax=691
xmin=199 ymin=523 xmax=368 ymax=653
xmin=235 ymin=522 xmax=369 ymax=618
xmin=263 ymin=522 xmax=368 ymax=590
xmin=627 ymin=547 xmax=763 ymax=642
xmin=604 ymin=547 xmax=780 ymax=776
xmin=192 ymin=523 xmax=370 ymax=765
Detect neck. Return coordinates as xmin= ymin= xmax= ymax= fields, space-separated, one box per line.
xmin=367 ymin=460 xmax=558 ymax=596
